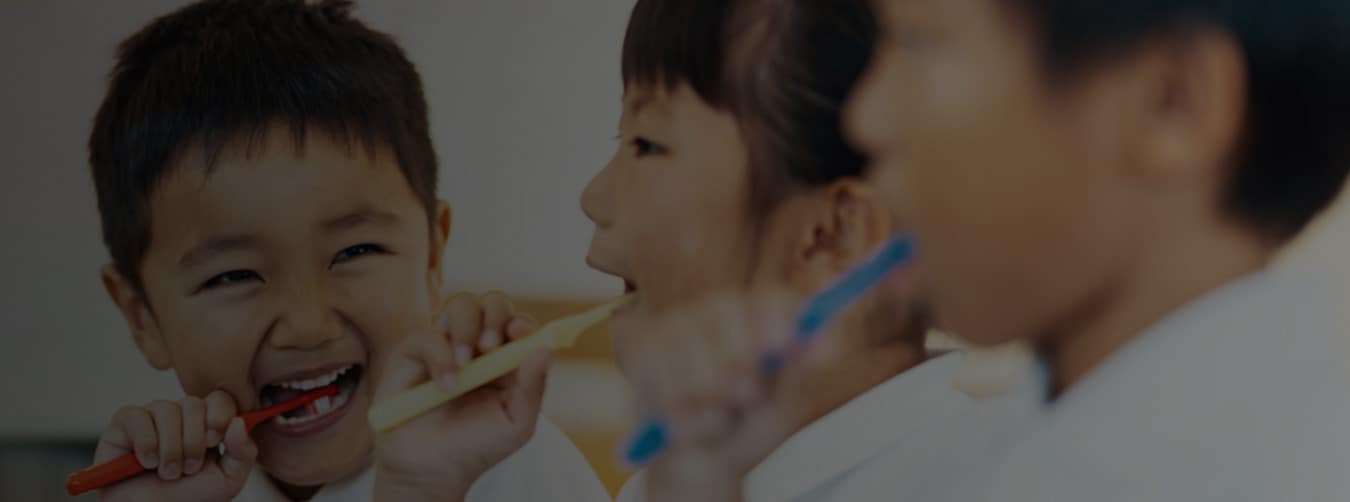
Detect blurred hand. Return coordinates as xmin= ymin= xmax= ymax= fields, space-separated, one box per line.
xmin=618 ymin=291 xmax=841 ymax=502
xmin=372 ymin=291 xmax=551 ymax=501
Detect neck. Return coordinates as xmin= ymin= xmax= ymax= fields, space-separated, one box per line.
xmin=782 ymin=337 xmax=926 ymax=431
xmin=1040 ymin=219 xmax=1274 ymax=397
xmin=270 ymin=476 xmax=322 ymax=501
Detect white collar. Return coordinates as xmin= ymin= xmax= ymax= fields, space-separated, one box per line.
xmin=237 ymin=462 xmax=374 ymax=501
xmin=744 ymin=352 xmax=974 ymax=501
xmin=976 ymin=269 xmax=1350 ymax=501
xmin=1033 ymin=270 xmax=1276 ymax=408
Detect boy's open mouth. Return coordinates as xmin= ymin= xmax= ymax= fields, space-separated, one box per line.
xmin=259 ymin=364 xmax=363 ymax=429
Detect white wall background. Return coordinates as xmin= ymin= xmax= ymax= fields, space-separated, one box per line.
xmin=1 ymin=0 xmax=1347 ymax=438
xmin=0 ymin=0 xmax=633 ymax=438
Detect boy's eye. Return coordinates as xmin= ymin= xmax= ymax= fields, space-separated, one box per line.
xmin=331 ymin=243 xmax=386 ymax=266
xmin=632 ymin=137 xmax=667 ymax=158
xmin=200 ymin=270 xmax=262 ymax=291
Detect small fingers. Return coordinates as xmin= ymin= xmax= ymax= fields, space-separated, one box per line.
xmin=443 ymin=292 xmax=485 ymax=362
xmin=506 ymin=315 xmax=538 ymax=342
xmin=479 ymin=291 xmax=515 ymax=351
xmin=217 ymin=417 xmax=258 ymax=486
xmin=179 ymin=397 xmax=206 ymax=476
xmin=105 ymin=406 xmax=157 ymax=468
xmin=202 ymin=390 xmax=238 ymax=449
xmin=146 ymin=400 xmax=184 ymax=480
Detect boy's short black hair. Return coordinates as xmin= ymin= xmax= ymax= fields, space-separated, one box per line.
xmin=621 ymin=0 xmax=732 ymax=107
xmin=1006 ymin=0 xmax=1350 ymax=242
xmin=89 ymin=0 xmax=438 ymax=291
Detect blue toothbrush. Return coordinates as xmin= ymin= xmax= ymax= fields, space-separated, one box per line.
xmin=622 ymin=234 xmax=917 ymax=466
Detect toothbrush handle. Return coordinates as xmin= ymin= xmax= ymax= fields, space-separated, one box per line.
xmin=623 ymin=418 xmax=670 ymax=466
xmin=368 ymin=332 xmax=551 ymax=432
xmin=66 ymin=453 xmax=144 ymax=496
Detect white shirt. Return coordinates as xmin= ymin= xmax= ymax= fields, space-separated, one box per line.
xmin=236 ymin=417 xmax=609 ymax=501
xmin=617 ymin=352 xmax=1036 ymax=502
xmin=966 ymin=270 xmax=1350 ymax=501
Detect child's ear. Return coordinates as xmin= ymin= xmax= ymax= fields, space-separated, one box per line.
xmin=790 ymin=180 xmax=892 ymax=290
xmin=100 ymin=264 xmax=172 ymax=370
xmin=1122 ymin=27 xmax=1245 ymax=184
xmin=427 ymin=200 xmax=453 ymax=297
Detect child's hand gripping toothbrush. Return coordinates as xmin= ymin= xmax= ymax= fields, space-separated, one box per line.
xmin=65 ymin=387 xmax=336 ymax=497
xmin=621 ymin=235 xmax=917 ymax=467
xmin=368 ymin=295 xmax=633 ymax=432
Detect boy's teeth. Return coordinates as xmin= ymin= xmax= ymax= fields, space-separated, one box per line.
xmin=277 ymin=365 xmax=352 ymax=390
xmin=263 ymin=366 xmax=362 ymax=429
xmin=270 ymin=383 xmax=355 ymax=427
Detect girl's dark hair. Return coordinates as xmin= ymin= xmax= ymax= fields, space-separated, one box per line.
xmin=620 ymin=0 xmax=877 ymax=217
xmin=728 ymin=0 xmax=924 ymax=344
xmin=89 ymin=0 xmax=438 ymax=291
xmin=725 ymin=0 xmax=877 ymax=218
xmin=621 ymin=0 xmax=731 ymax=107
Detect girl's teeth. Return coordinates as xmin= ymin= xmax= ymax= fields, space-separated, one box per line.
xmin=315 ymin=396 xmax=332 ymax=414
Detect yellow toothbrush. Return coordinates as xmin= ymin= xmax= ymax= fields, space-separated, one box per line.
xmin=368 ymin=295 xmax=632 ymax=432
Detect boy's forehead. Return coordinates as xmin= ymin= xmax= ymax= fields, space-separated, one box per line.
xmin=145 ymin=128 xmax=422 ymax=250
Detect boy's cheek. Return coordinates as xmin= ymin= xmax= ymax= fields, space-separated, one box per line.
xmin=166 ymin=320 xmax=272 ymax=407
xmin=173 ymin=358 xmax=258 ymax=407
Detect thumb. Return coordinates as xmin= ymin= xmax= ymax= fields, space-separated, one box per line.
xmin=374 ymin=354 xmax=423 ymax=401
xmin=374 ymin=336 xmax=453 ymax=401
xmin=504 ymin=350 xmax=553 ymax=425
xmin=217 ymin=418 xmax=258 ymax=488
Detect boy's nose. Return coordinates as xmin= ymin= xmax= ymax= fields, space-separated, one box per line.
xmin=269 ymin=283 xmax=342 ymax=350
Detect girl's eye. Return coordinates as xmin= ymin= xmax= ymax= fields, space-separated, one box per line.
xmin=632 ymin=137 xmax=667 ymax=158
xmin=332 ymin=243 xmax=386 ymax=266
xmin=201 ymin=270 xmax=261 ymax=291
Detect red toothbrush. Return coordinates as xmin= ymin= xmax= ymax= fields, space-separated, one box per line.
xmin=65 ymin=386 xmax=337 ymax=496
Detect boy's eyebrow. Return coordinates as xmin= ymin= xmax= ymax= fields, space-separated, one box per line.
xmin=321 ymin=208 xmax=402 ymax=232
xmin=179 ymin=235 xmax=261 ymax=269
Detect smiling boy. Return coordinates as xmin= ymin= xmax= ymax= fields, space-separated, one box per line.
xmin=85 ymin=1 xmax=607 ymax=500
